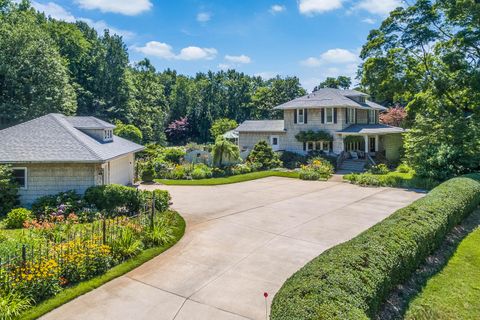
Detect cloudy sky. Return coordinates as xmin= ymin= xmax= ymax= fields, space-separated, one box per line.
xmin=31 ymin=0 xmax=403 ymax=91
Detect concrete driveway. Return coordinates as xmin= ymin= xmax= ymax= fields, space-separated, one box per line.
xmin=42 ymin=177 xmax=423 ymax=320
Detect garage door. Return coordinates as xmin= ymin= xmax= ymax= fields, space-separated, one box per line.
xmin=108 ymin=155 xmax=132 ymax=185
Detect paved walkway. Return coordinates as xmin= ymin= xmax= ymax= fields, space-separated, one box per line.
xmin=42 ymin=178 xmax=424 ymax=320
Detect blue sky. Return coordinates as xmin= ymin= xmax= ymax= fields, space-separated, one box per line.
xmin=31 ymin=0 xmax=402 ymax=91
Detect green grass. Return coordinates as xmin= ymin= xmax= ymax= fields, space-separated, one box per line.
xmin=405 ymin=227 xmax=480 ymax=320
xmin=344 ymin=170 xmax=440 ymax=190
xmin=155 ymin=170 xmax=299 ymax=185
xmin=17 ymin=212 xmax=186 ymax=320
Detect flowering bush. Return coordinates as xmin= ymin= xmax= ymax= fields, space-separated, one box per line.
xmin=53 ymin=238 xmax=113 ymax=285
xmin=4 ymin=208 xmax=32 ymax=229
xmin=31 ymin=190 xmax=84 ymax=218
xmin=299 ymin=158 xmax=334 ymax=181
xmin=2 ymin=259 xmax=61 ymax=302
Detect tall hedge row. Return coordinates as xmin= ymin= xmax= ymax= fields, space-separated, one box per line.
xmin=270 ymin=174 xmax=480 ymax=320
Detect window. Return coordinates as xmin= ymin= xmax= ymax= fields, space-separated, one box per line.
xmin=347 ymin=108 xmax=356 ymax=124
xmin=307 ymin=141 xmax=314 ymax=151
xmin=272 ymin=137 xmax=278 ymax=145
xmin=359 ymin=96 xmax=366 ymax=103
xmin=368 ymin=110 xmax=376 ymax=123
xmin=325 ymin=108 xmax=334 ymax=124
xmin=12 ymin=168 xmax=27 ymax=189
xmin=297 ymin=109 xmax=304 ymax=124
xmin=104 ymin=129 xmax=113 ymax=141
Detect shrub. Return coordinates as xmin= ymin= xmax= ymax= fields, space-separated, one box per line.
xmin=369 ymin=163 xmax=390 ymax=175
xmin=299 ymin=158 xmax=334 ymax=181
xmin=4 ymin=208 xmax=32 ymax=229
xmin=113 ymin=122 xmax=143 ymax=144
xmin=0 ymin=291 xmax=32 ymax=320
xmin=0 ymin=165 xmax=19 ymax=217
xmin=246 ymin=140 xmax=282 ymax=170
xmin=230 ymin=163 xmax=252 ymax=175
xmin=190 ymin=164 xmax=213 ymax=179
xmin=211 ymin=136 xmax=241 ymax=167
xmin=280 ymin=151 xmax=307 ymax=169
xmin=111 ymin=227 xmax=143 ymax=261
xmin=396 ymin=163 xmax=413 ymax=173
xmin=271 ymin=174 xmax=480 ymax=320
xmin=140 ymin=162 xmax=155 ymax=182
xmin=84 ymin=185 xmax=170 ymax=216
xmin=162 ymin=147 xmax=186 ymax=164
xmin=31 ymin=190 xmax=84 ymax=217
xmin=168 ymin=165 xmax=188 ymax=180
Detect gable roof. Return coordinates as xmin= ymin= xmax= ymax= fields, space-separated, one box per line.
xmin=274 ymin=88 xmax=387 ymax=111
xmin=236 ymin=120 xmax=285 ymax=133
xmin=0 ymin=114 xmax=144 ymax=164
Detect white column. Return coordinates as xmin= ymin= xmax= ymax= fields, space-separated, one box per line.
xmin=375 ymin=135 xmax=379 ymax=152
xmin=364 ymin=135 xmax=369 ymax=154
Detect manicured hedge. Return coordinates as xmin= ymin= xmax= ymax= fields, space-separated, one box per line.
xmin=270 ymin=174 xmax=480 ymax=320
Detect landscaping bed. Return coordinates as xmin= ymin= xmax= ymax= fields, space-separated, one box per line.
xmin=270 ymin=173 xmax=480 ymax=320
xmin=0 ymin=185 xmax=184 ymax=319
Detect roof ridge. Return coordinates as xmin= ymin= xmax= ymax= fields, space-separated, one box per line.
xmin=50 ymin=114 xmax=103 ymax=161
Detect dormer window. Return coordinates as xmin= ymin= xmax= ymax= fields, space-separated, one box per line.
xmin=104 ymin=129 xmax=113 ymax=142
xmin=359 ymin=96 xmax=366 ymax=103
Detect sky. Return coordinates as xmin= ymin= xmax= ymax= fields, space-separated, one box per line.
xmin=30 ymin=0 xmax=403 ymax=91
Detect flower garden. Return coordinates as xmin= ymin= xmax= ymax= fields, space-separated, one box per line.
xmin=0 ymin=185 xmax=184 ymax=319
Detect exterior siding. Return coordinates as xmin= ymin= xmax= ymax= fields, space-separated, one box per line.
xmin=238 ymin=132 xmax=286 ymax=151
xmin=17 ymin=163 xmax=99 ymax=206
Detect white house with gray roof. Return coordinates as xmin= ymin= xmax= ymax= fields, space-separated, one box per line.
xmin=0 ymin=113 xmax=144 ymax=205
xmin=236 ymin=88 xmax=405 ymax=170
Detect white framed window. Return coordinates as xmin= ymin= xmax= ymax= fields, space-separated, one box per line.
xmin=368 ymin=110 xmax=376 ymax=123
xmin=348 ymin=108 xmax=356 ymax=124
xmin=12 ymin=167 xmax=27 ymax=189
xmin=325 ymin=108 xmax=334 ymax=124
xmin=359 ymin=96 xmax=366 ymax=103
xmin=297 ymin=109 xmax=305 ymax=124
xmin=104 ymin=129 xmax=113 ymax=141
xmin=306 ymin=141 xmax=330 ymax=152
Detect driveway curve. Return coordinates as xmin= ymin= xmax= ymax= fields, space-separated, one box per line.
xmin=42 ymin=177 xmax=424 ymax=320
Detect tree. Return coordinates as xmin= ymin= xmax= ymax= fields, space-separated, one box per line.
xmin=379 ymin=106 xmax=407 ymax=127
xmin=165 ymin=117 xmax=190 ymax=145
xmin=0 ymin=165 xmax=19 ymax=216
xmin=314 ymin=76 xmax=352 ymax=91
xmin=246 ymin=140 xmax=282 ymax=170
xmin=114 ymin=121 xmax=143 ymax=144
xmin=210 ymin=118 xmax=238 ymax=139
xmin=211 ymin=137 xmax=241 ymax=167
xmin=0 ymin=7 xmax=77 ymax=125
xmin=360 ymin=0 xmax=480 ymax=178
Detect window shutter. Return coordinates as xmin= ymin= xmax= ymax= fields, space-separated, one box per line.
xmin=294 ymin=109 xmax=297 ymax=124
xmin=367 ymin=110 xmax=370 ymax=124
xmin=345 ymin=108 xmax=349 ymax=124
xmin=303 ymin=142 xmax=306 ymax=151
xmin=355 ymin=109 xmax=358 ymax=124
xmin=321 ymin=108 xmax=325 ymax=124
xmin=304 ymin=109 xmax=308 ymax=124
xmin=334 ymin=108 xmax=337 ymax=124
xmin=375 ymin=110 xmax=378 ymax=124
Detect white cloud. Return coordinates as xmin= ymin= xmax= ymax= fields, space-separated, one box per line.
xmin=269 ymin=4 xmax=286 ymax=14
xmin=132 ymin=41 xmax=175 ymax=59
xmin=300 ymin=57 xmax=321 ymax=67
xmin=31 ymin=1 xmax=135 ymax=39
xmin=197 ymin=12 xmax=211 ymax=22
xmin=218 ymin=63 xmax=231 ymax=70
xmin=320 ymin=48 xmax=359 ymax=64
xmin=134 ymin=42 xmax=217 ymax=61
xmin=362 ymin=17 xmax=376 ymax=24
xmin=354 ymin=0 xmax=401 ymax=16
xmin=177 ymin=46 xmax=217 ymax=60
xmin=32 ymin=1 xmax=76 ymax=22
xmin=298 ymin=0 xmax=343 ymax=15
xmin=225 ymin=54 xmax=251 ymax=64
xmin=301 ymin=48 xmax=360 ymax=68
xmin=75 ymin=0 xmax=152 ymax=16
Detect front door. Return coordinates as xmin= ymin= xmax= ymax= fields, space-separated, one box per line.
xmin=270 ymin=135 xmax=280 ymax=151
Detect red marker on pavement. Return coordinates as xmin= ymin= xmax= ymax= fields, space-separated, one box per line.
xmin=264 ymin=292 xmax=269 ymax=319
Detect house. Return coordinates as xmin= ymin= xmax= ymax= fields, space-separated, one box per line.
xmin=236 ymin=88 xmax=405 ymax=168
xmin=0 ymin=113 xmax=144 ymax=206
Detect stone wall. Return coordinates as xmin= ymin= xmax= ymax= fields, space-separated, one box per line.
xmin=16 ymin=163 xmax=99 ymax=206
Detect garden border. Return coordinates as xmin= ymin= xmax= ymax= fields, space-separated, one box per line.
xmin=18 ymin=212 xmax=185 ymax=320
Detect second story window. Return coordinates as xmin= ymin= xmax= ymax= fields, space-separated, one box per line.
xmin=297 ymin=109 xmax=304 ymax=124
xmin=368 ymin=110 xmax=376 ymax=123
xmin=348 ymin=108 xmax=356 ymax=124
xmin=325 ymin=108 xmax=334 ymax=124
xmin=104 ymin=129 xmax=113 ymax=141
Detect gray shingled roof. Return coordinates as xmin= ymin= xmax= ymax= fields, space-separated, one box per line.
xmin=236 ymin=120 xmax=285 ymax=132
xmin=0 ymin=114 xmax=144 ymax=163
xmin=274 ymin=88 xmax=387 ymax=111
xmin=336 ymin=124 xmax=405 ymax=134
xmin=66 ymin=116 xmax=115 ymax=129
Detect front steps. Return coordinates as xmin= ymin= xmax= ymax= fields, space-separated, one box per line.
xmin=338 ymin=159 xmax=366 ymax=173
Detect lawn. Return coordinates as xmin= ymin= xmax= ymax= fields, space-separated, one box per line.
xmin=155 ymin=170 xmax=299 ymax=185
xmin=405 ymin=227 xmax=480 ymax=320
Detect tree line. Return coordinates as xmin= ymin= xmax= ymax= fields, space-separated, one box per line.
xmin=0 ymin=0 xmax=306 ymax=144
